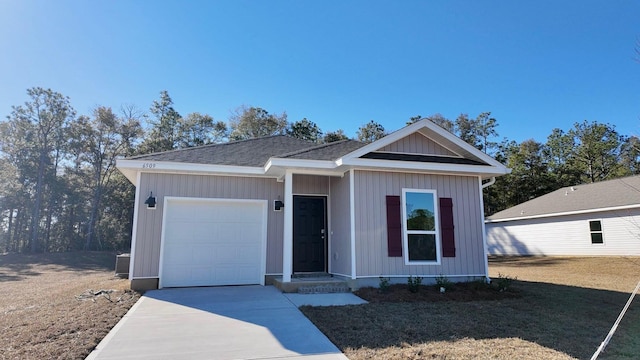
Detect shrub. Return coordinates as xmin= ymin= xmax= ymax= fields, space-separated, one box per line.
xmin=378 ymin=277 xmax=391 ymax=293
xmin=470 ymin=279 xmax=491 ymax=291
xmin=435 ymin=274 xmax=454 ymax=292
xmin=495 ymin=273 xmax=517 ymax=292
xmin=407 ymin=275 xmax=423 ymax=293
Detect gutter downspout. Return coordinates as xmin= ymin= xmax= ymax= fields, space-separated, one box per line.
xmin=481 ymin=177 xmax=496 ymax=189
xmin=480 ymin=176 xmax=496 ymax=283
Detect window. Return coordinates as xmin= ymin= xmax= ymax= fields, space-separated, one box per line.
xmin=401 ymin=189 xmax=440 ymax=264
xmin=589 ymin=220 xmax=604 ymax=244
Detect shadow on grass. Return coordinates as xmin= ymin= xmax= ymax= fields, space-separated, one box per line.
xmin=0 ymin=251 xmax=120 ymax=281
xmin=489 ymin=255 xmax=572 ymax=267
xmin=301 ymin=281 xmax=639 ymax=359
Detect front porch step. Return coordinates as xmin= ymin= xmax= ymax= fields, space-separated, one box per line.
xmin=272 ymin=276 xmax=351 ymax=294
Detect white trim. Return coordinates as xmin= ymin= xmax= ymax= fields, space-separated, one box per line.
xmin=415 ymin=128 xmax=463 ymax=157
xmin=485 ymin=204 xmax=640 ymax=223
xmin=357 ymin=273 xmax=487 ymax=279
xmin=282 ymin=170 xmax=294 ymax=282
xmin=157 ymin=196 xmax=268 ymax=289
xmin=265 ymin=158 xmax=337 ymax=170
xmin=349 ymin=169 xmax=357 ymax=280
xmin=128 ymin=172 xmax=142 ymax=280
xmin=342 ymin=158 xmax=507 ymax=176
xmin=327 ymin=179 xmax=332 ymax=273
xmin=401 ymin=188 xmax=441 ymax=265
xmin=479 ymin=176 xmax=490 ymax=281
xmin=117 ymin=159 xmax=266 ymax=184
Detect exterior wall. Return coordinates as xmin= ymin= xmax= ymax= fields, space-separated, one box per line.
xmin=353 ymin=170 xmax=485 ymax=277
xmin=379 ymin=133 xmax=457 ymax=156
xmin=293 ymin=174 xmax=329 ymax=195
xmin=486 ymin=209 xmax=640 ymax=256
xmin=132 ymin=173 xmax=284 ymax=279
xmin=328 ymin=172 xmax=352 ymax=277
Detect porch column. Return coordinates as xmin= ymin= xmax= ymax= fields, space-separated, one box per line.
xmin=282 ymin=170 xmax=293 ymax=282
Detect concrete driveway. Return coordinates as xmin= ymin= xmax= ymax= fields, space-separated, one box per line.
xmin=86 ymin=286 xmax=350 ymax=360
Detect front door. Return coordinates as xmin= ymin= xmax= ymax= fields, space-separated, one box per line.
xmin=293 ymin=196 xmax=327 ymax=273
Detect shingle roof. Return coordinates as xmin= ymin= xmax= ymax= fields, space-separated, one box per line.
xmin=127 ymin=136 xmax=366 ymax=166
xmin=487 ymin=175 xmax=640 ymax=222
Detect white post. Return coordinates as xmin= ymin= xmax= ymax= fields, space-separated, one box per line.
xmin=282 ymin=170 xmax=293 ymax=282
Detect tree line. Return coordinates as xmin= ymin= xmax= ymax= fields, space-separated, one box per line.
xmin=1 ymin=87 xmax=637 ymax=253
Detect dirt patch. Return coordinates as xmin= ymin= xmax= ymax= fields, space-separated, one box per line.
xmin=0 ymin=252 xmax=140 ymax=360
xmin=355 ymin=281 xmax=521 ymax=303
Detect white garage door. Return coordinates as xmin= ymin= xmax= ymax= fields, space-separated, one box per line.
xmin=160 ymin=198 xmax=266 ymax=288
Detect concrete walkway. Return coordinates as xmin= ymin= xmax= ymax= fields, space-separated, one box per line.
xmin=87 ymin=286 xmax=364 ymax=360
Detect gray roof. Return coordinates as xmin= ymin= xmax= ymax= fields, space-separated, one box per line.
xmin=128 ymin=136 xmax=366 ymax=167
xmin=487 ymin=175 xmax=640 ymax=222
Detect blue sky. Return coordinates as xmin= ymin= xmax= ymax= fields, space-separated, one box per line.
xmin=1 ymin=1 xmax=638 ymax=143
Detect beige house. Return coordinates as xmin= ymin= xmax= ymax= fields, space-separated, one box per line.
xmin=117 ymin=120 xmax=509 ymax=290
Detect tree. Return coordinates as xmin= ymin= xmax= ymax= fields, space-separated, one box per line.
xmin=568 ymin=120 xmax=624 ymax=183
xmin=69 ymin=106 xmax=142 ymax=250
xmin=3 ymin=87 xmax=75 ymax=252
xmin=409 ymin=114 xmax=455 ymax=133
xmin=454 ymin=112 xmax=498 ymax=154
xmin=323 ymin=129 xmax=349 ymax=143
xmin=229 ymin=106 xmax=288 ymax=141
xmin=286 ymin=118 xmax=322 ymax=142
xmin=620 ymin=136 xmax=640 ymax=175
xmin=357 ymin=120 xmax=386 ymax=143
xmin=177 ymin=113 xmax=227 ymax=148
xmin=138 ymin=90 xmax=181 ymax=154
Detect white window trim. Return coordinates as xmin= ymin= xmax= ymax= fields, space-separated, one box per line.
xmin=589 ymin=219 xmax=605 ymax=245
xmin=401 ymin=188 xmax=441 ymax=265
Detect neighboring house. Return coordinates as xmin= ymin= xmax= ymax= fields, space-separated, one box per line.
xmin=486 ymin=176 xmax=640 ymax=256
xmin=116 ymin=120 xmax=509 ymax=290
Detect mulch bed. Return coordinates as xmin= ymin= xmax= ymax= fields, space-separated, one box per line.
xmin=355 ymin=281 xmax=521 ymax=303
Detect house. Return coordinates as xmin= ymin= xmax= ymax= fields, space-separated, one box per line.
xmin=486 ymin=176 xmax=640 ymax=256
xmin=116 ymin=120 xmax=509 ymax=290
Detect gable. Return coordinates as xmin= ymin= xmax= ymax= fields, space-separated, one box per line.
xmin=378 ymin=133 xmax=458 ymax=157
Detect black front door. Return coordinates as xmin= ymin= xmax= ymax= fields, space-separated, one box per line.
xmin=293 ymin=196 xmax=327 ymax=273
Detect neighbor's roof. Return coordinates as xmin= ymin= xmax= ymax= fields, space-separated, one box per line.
xmin=486 ymin=175 xmax=640 ymax=223
xmin=128 ymin=136 xmax=365 ymax=167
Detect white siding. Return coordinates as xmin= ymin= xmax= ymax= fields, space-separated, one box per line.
xmin=329 ymin=173 xmax=352 ymax=276
xmin=486 ymin=209 xmax=640 ymax=256
xmin=353 ymin=170 xmax=485 ymax=277
xmin=133 ymin=173 xmax=284 ymax=278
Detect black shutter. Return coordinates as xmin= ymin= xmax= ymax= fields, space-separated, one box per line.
xmin=386 ymin=196 xmax=402 ymax=257
xmin=440 ymin=197 xmax=456 ymax=257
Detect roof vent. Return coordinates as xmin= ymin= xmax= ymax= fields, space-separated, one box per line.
xmin=520 ymin=210 xmax=525 ymax=215
xmin=571 ymin=187 xmax=576 ymax=191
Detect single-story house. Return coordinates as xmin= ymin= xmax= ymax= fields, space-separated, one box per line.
xmin=486 ymin=176 xmax=640 ymax=256
xmin=116 ymin=119 xmax=509 ymax=290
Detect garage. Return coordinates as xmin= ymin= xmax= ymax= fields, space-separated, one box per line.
xmin=159 ymin=198 xmax=267 ymax=288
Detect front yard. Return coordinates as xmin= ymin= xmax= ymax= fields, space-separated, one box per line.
xmin=301 ymin=256 xmax=640 ymax=359
xmin=1 ymin=253 xmax=638 ymax=359
xmin=0 ymin=252 xmax=139 ymax=359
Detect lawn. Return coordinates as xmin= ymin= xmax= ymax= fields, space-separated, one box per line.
xmin=301 ymin=256 xmax=640 ymax=360
xmin=0 ymin=252 xmax=139 ymax=360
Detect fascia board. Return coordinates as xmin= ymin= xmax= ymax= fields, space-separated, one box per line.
xmin=116 ymin=159 xmax=266 ymax=178
xmin=264 ymin=158 xmax=337 ymax=171
xmin=485 ymin=204 xmax=640 ymax=223
xmin=342 ymin=158 xmax=509 ymax=176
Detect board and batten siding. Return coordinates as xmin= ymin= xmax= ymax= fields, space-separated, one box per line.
xmin=379 ymin=132 xmax=457 ymax=156
xmin=133 ymin=173 xmax=284 ymax=279
xmin=486 ymin=209 xmax=640 ymax=256
xmin=353 ymin=170 xmax=485 ymax=277
xmin=329 ymin=172 xmax=352 ymax=277
xmin=293 ymin=174 xmax=329 ymax=195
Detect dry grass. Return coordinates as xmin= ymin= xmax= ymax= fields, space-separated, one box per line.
xmin=0 ymin=252 xmax=139 ymax=360
xmin=301 ymin=256 xmax=640 ymax=360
